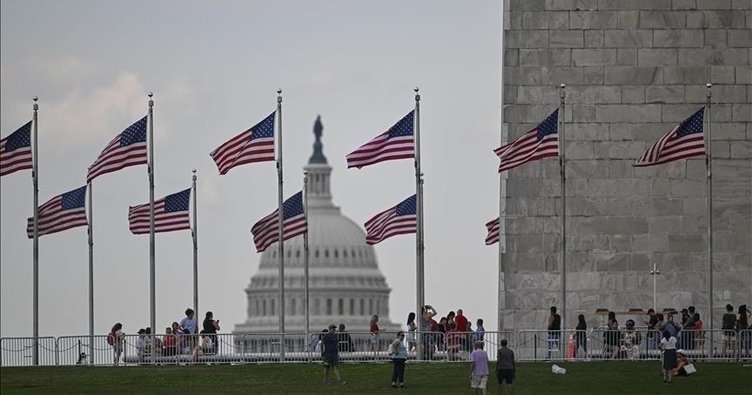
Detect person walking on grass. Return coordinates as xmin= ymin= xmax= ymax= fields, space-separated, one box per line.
xmin=389 ymin=331 xmax=408 ymax=389
xmin=469 ymin=341 xmax=490 ymax=395
xmin=320 ymin=324 xmax=346 ymax=385
xmin=496 ymin=339 xmax=516 ymax=395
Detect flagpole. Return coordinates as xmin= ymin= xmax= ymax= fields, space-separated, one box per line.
xmin=192 ymin=169 xmax=199 ymax=327
xmin=414 ymin=87 xmax=425 ymax=361
xmin=705 ymin=83 xmax=713 ymax=355
xmin=32 ymin=96 xmax=39 ymax=366
xmin=87 ymin=181 xmax=94 ymax=364
xmin=147 ymin=92 xmax=156 ymax=364
xmin=276 ymin=89 xmax=286 ymax=362
xmin=303 ymin=171 xmax=310 ymax=348
xmin=498 ymin=0 xmax=506 ymax=333
xmin=559 ymin=84 xmax=567 ymax=332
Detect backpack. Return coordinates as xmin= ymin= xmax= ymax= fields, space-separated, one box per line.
xmin=107 ymin=332 xmax=116 ymax=346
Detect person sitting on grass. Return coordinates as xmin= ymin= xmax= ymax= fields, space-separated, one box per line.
xmin=320 ymin=324 xmax=346 ymax=385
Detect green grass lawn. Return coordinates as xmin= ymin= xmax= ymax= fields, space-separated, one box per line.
xmin=1 ymin=361 xmax=748 ymax=394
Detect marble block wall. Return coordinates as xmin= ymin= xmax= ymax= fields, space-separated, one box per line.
xmin=501 ymin=0 xmax=752 ymax=330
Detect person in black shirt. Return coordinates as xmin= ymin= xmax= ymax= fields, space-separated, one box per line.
xmin=547 ymin=306 xmax=561 ymax=359
xmin=320 ymin=324 xmax=346 ymax=385
xmin=202 ymin=311 xmax=220 ymax=354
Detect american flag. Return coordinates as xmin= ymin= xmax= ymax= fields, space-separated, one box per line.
xmin=128 ymin=188 xmax=191 ymax=234
xmin=485 ymin=217 xmax=500 ymax=245
xmin=87 ymin=116 xmax=148 ymax=182
xmin=251 ymin=191 xmax=307 ymax=253
xmin=364 ymin=194 xmax=417 ymax=245
xmin=346 ymin=111 xmax=414 ymax=169
xmin=26 ymin=185 xmax=88 ymax=238
xmin=1 ymin=121 xmax=33 ymax=177
xmin=210 ymin=112 xmax=276 ymax=175
xmin=495 ymin=109 xmax=559 ymax=172
xmin=635 ymin=107 xmax=705 ymax=167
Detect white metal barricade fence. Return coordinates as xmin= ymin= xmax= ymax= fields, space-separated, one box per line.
xmin=2 ymin=329 xmax=750 ymax=366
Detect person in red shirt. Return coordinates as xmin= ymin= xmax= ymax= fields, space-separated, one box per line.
xmin=163 ymin=326 xmax=176 ymax=356
xmin=455 ymin=309 xmax=470 ymax=351
xmin=455 ymin=309 xmax=469 ymax=332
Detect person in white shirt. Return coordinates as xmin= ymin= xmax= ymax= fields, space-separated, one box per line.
xmin=659 ymin=330 xmax=678 ymax=383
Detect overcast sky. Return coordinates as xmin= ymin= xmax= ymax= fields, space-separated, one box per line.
xmin=1 ymin=0 xmax=503 ymax=337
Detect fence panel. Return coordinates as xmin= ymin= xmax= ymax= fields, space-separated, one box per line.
xmin=0 ymin=337 xmax=57 ymax=366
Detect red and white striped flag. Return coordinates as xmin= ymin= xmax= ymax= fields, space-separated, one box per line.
xmin=1 ymin=121 xmax=33 ymax=178
xmin=485 ymin=217 xmax=500 ymax=245
xmin=26 ymin=186 xmax=88 ymax=238
xmin=364 ymin=195 xmax=417 ymax=245
xmin=210 ymin=112 xmax=276 ymax=175
xmin=87 ymin=116 xmax=148 ymax=182
xmin=634 ymin=108 xmax=705 ymax=167
xmin=495 ymin=109 xmax=559 ymax=172
xmin=346 ymin=111 xmax=414 ymax=169
xmin=251 ymin=191 xmax=307 ymax=253
xmin=128 ymin=189 xmax=191 ymax=234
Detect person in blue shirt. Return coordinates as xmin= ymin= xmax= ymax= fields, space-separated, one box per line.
xmin=320 ymin=324 xmax=346 ymax=385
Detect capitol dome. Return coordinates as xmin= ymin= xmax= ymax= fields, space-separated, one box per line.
xmin=234 ymin=116 xmax=399 ymax=334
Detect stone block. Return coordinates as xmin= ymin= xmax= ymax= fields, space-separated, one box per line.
xmin=709 ymin=103 xmax=732 ymax=122
xmin=688 ymin=85 xmax=747 ymax=103
xmin=568 ymin=123 xmax=609 ymax=141
xmin=510 ymin=0 xmax=546 ymax=10
xmin=594 ymin=141 xmax=646 ymax=159
xmin=645 ymin=85 xmax=685 ymax=103
xmin=572 ymin=217 xmax=649 ymax=235
xmin=672 ymin=0 xmax=698 ymax=10
xmin=572 ymin=49 xmax=617 ymax=66
xmin=506 ymin=30 xmax=549 ymax=48
xmin=583 ymin=66 xmax=605 ymax=83
xmin=638 ymin=48 xmax=679 ymax=66
xmin=545 ymin=0 xmax=599 ymax=10
xmin=654 ymin=30 xmax=705 ymax=47
xmin=663 ymin=66 xmax=710 ymax=84
xmin=696 ymin=0 xmax=733 ymax=9
xmin=730 ymin=140 xmax=752 ymax=158
xmin=550 ymin=30 xmax=585 ymax=48
xmin=516 ymin=86 xmax=561 ymax=103
xmin=518 ymin=66 xmax=584 ymax=85
xmin=732 ymin=103 xmax=751 ymax=122
xmin=520 ymin=49 xmax=572 ymax=66
xmin=522 ymin=11 xmax=569 ymax=29
xmin=732 ymin=0 xmax=752 ymax=8
xmin=736 ymin=66 xmax=752 ymax=84
xmin=683 ymin=197 xmax=706 ymax=215
xmin=618 ymin=10 xmax=640 ymax=28
xmin=566 ymin=160 xmax=610 ymax=179
xmin=662 ymin=104 xmax=705 ymax=122
xmin=617 ymin=48 xmax=638 ymax=65
xmin=729 ymin=29 xmax=752 ymax=47
xmin=571 ymin=104 xmax=597 ymax=122
xmin=703 ymin=29 xmax=728 ymax=48
xmin=565 ymin=141 xmax=595 ymax=159
xmin=668 ymin=234 xmax=706 ymax=253
xmin=605 ymin=30 xmax=653 ymax=48
xmin=712 ymin=122 xmax=747 ymax=139
xmin=710 ymin=65 xmax=736 ymax=83
xmin=567 ymin=86 xmax=622 ymax=103
xmin=686 ymin=10 xmax=747 ymax=28
xmin=608 ymin=160 xmax=636 ymax=178
xmin=570 ymin=11 xmax=619 ymax=29
xmin=599 ymin=0 xmax=672 ymax=9
xmin=584 ymin=30 xmax=604 ymax=48
xmin=639 ymin=11 xmax=687 ymax=28
xmin=633 ymin=233 xmax=670 ymax=252
xmin=505 ymin=49 xmax=519 ymax=66
xmin=570 ymin=234 xmax=612 ymax=252
xmin=670 ymin=180 xmax=710 ymax=198
xmin=605 ymin=66 xmax=662 ymax=84
xmin=712 ymin=140 xmax=731 ymax=158
xmin=621 ymin=85 xmax=645 ymax=103
xmin=595 ymin=104 xmax=662 ymax=122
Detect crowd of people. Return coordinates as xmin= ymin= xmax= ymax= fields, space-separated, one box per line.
xmin=108 ymin=308 xmax=221 ymax=365
xmin=418 ymin=305 xmax=487 ymax=360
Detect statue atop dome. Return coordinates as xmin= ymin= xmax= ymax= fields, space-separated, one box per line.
xmin=309 ymin=115 xmax=327 ymax=164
